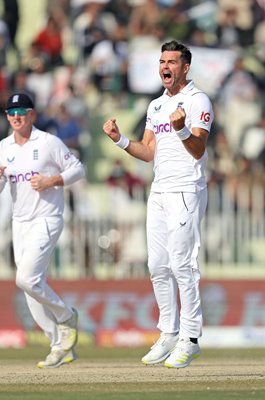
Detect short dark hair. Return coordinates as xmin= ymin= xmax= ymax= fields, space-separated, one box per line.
xmin=161 ymin=40 xmax=192 ymax=65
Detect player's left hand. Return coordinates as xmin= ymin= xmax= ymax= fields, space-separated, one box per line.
xmin=170 ymin=107 xmax=186 ymax=131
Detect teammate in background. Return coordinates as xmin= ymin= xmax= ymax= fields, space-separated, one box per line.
xmin=0 ymin=93 xmax=85 ymax=368
xmin=103 ymin=40 xmax=214 ymax=368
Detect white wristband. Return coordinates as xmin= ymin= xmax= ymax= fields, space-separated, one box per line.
xmin=176 ymin=126 xmax=191 ymax=141
xmin=115 ymin=134 xmax=130 ymax=149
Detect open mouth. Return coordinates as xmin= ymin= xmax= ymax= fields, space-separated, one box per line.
xmin=163 ymin=72 xmax=171 ymax=82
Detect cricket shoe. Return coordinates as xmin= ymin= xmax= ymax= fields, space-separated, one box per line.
xmin=37 ymin=349 xmax=77 ymax=369
xmin=141 ymin=333 xmax=179 ymax=365
xmin=58 ymin=308 xmax=78 ymax=351
xmin=164 ymin=338 xmax=201 ymax=369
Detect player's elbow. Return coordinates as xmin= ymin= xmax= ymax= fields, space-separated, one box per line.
xmin=193 ymin=151 xmax=204 ymax=160
xmin=192 ymin=143 xmax=206 ymax=160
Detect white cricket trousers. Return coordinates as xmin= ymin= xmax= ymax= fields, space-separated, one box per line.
xmin=146 ymin=189 xmax=207 ymax=339
xmin=13 ymin=216 xmax=73 ymax=350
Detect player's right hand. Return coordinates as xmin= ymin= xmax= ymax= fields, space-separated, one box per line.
xmin=103 ymin=118 xmax=121 ymax=143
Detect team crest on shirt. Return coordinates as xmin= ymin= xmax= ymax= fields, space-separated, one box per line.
xmin=177 ymin=102 xmax=184 ymax=108
xmin=33 ymin=149 xmax=38 ymax=160
xmin=154 ymin=105 xmax=161 ymax=112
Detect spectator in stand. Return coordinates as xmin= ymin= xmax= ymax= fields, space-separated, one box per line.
xmin=88 ymin=23 xmax=129 ymax=94
xmin=216 ymin=1 xmax=255 ymax=49
xmin=215 ymin=55 xmax=262 ymax=155
xmin=21 ymin=43 xmax=54 ymax=111
xmin=0 ymin=68 xmax=9 ymax=140
xmin=240 ymin=110 xmax=265 ymax=170
xmin=158 ymin=1 xmax=190 ymax=42
xmin=33 ymin=15 xmax=64 ymax=69
xmin=0 ymin=19 xmax=10 ymax=68
xmin=72 ymin=0 xmax=116 ymax=62
xmin=106 ymin=159 xmax=145 ymax=200
xmin=207 ymin=130 xmax=235 ymax=190
xmin=105 ymin=0 xmax=132 ymax=25
xmin=34 ymin=103 xmax=58 ymax=135
xmin=54 ymin=102 xmax=81 ymax=158
xmin=128 ymin=0 xmax=161 ymax=37
xmin=2 ymin=0 xmax=19 ymax=53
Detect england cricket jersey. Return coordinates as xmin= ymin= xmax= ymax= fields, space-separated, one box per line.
xmin=0 ymin=127 xmax=85 ymax=221
xmin=145 ymin=80 xmax=214 ymax=193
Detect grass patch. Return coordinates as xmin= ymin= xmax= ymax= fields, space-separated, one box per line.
xmin=0 ymin=390 xmax=265 ymax=400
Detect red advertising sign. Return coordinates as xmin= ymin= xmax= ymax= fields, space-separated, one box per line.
xmin=0 ymin=279 xmax=265 ymax=347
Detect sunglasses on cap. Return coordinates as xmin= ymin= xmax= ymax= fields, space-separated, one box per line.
xmin=5 ymin=108 xmax=33 ymax=116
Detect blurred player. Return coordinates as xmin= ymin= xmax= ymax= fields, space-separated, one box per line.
xmin=0 ymin=93 xmax=85 ymax=368
xmin=103 ymin=40 xmax=214 ymax=368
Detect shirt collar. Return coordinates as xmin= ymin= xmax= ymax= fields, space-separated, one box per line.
xmin=164 ymin=80 xmax=194 ymax=97
xmin=9 ymin=126 xmax=39 ymax=144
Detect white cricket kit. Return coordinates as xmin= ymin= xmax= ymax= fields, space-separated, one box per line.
xmin=0 ymin=126 xmax=84 ymax=221
xmin=0 ymin=127 xmax=85 ymax=350
xmin=145 ymin=80 xmax=214 ymax=193
xmin=145 ymin=80 xmax=214 ymax=339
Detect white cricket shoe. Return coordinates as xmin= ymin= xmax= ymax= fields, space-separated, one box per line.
xmin=164 ymin=338 xmax=201 ymax=368
xmin=58 ymin=308 xmax=78 ymax=351
xmin=37 ymin=349 xmax=77 ymax=369
xmin=141 ymin=333 xmax=179 ymax=365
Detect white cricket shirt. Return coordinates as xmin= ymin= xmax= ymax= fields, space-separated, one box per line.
xmin=145 ymin=80 xmax=214 ymax=193
xmin=0 ymin=127 xmax=85 ymax=222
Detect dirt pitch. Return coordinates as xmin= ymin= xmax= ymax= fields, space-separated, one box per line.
xmin=0 ymin=347 xmax=265 ymax=398
xmin=0 ymin=358 xmax=264 ymax=386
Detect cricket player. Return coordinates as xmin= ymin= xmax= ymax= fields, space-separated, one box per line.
xmin=103 ymin=40 xmax=214 ymax=368
xmin=0 ymin=93 xmax=85 ymax=368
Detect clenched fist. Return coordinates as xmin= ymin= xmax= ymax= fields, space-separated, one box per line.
xmin=103 ymin=118 xmax=121 ymax=143
xmin=170 ymin=107 xmax=186 ymax=132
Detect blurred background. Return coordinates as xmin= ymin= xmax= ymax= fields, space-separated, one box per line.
xmin=0 ymin=0 xmax=264 ymax=350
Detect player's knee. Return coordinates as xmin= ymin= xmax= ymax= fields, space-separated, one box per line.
xmin=149 ymin=264 xmax=170 ymax=281
xmin=148 ymin=255 xmax=168 ymax=275
xmin=174 ymin=264 xmax=196 ymax=286
xmin=16 ymin=273 xmax=30 ymax=292
xmin=148 ymin=262 xmax=160 ymax=276
xmin=16 ymin=273 xmax=39 ymax=294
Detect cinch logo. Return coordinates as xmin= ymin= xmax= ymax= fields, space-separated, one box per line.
xmin=154 ymin=122 xmax=173 ymax=134
xmin=200 ymin=111 xmax=210 ymax=123
xmin=9 ymin=171 xmax=39 ymax=183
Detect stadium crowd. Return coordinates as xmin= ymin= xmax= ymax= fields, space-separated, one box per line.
xmin=0 ymin=0 xmax=265 ymax=193
xmin=0 ymin=0 xmax=264 ymax=279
